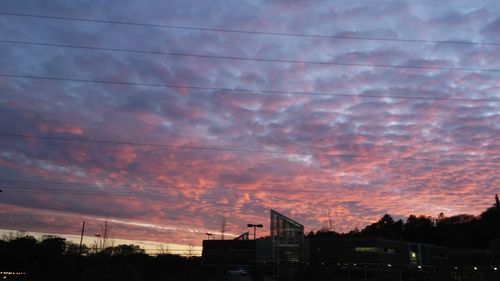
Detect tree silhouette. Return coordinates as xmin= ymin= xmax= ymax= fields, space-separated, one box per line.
xmin=361 ymin=214 xmax=403 ymax=239
xmin=112 ymin=244 xmax=146 ymax=256
xmin=403 ymin=215 xmax=434 ymax=243
xmin=39 ymin=235 xmax=67 ymax=255
xmin=92 ymin=221 xmax=113 ymax=253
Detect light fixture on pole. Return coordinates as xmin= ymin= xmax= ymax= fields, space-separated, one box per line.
xmin=247 ymin=224 xmax=263 ymax=240
xmin=206 ymin=232 xmax=213 ymax=240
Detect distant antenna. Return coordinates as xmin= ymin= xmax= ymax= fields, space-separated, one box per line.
xmin=221 ymin=216 xmax=226 ymax=240
xmin=328 ymin=209 xmax=333 ymax=231
xmin=495 ymin=194 xmax=500 ymax=209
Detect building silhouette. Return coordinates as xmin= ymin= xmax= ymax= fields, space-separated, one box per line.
xmin=202 ymin=209 xmax=500 ymax=281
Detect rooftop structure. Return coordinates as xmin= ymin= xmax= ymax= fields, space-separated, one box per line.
xmin=202 ymin=210 xmax=500 ymax=281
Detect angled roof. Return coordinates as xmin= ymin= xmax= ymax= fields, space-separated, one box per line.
xmin=270 ymin=209 xmax=304 ymax=228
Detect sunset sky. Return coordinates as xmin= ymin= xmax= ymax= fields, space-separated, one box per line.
xmin=0 ymin=0 xmax=499 ymax=252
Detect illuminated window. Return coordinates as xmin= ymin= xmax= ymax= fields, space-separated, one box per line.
xmin=409 ymin=251 xmax=417 ymax=265
xmin=355 ymin=247 xmax=379 ymax=252
xmin=354 ymin=247 xmax=396 ymax=254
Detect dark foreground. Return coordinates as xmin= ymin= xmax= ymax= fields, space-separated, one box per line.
xmin=1 ymin=235 xmax=499 ymax=281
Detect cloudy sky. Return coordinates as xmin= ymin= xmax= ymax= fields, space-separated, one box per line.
xmin=0 ymin=0 xmax=499 ymax=251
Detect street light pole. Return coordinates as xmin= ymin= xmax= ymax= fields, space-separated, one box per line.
xmin=247 ymin=224 xmax=263 ymax=281
xmin=247 ymin=224 xmax=263 ymax=240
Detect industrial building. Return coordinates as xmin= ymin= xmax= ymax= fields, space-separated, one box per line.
xmin=202 ymin=210 xmax=500 ymax=281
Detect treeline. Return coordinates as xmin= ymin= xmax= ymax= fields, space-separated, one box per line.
xmin=0 ymin=234 xmax=203 ymax=281
xmin=308 ymin=205 xmax=500 ymax=248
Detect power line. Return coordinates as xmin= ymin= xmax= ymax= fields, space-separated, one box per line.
xmin=0 ymin=184 xmax=483 ymax=202
xmin=0 ymin=179 xmax=408 ymax=200
xmin=1 ymin=185 xmax=358 ymax=202
xmin=1 ymin=184 xmax=495 ymax=203
xmin=0 ymin=175 xmax=496 ymax=198
xmin=0 ymin=181 xmax=293 ymax=200
xmin=1 ymin=132 xmax=497 ymax=164
xmin=0 ymin=189 xmax=275 ymax=205
xmin=1 ymin=187 xmax=247 ymax=200
xmin=328 ymin=0 xmax=499 ymax=8
xmin=0 ymin=178 xmax=175 ymax=190
xmin=0 ymin=188 xmax=266 ymax=201
xmin=0 ymin=179 xmax=395 ymax=196
xmin=0 ymin=11 xmax=498 ymax=46
xmin=0 ymin=178 xmax=326 ymax=194
xmin=2 ymin=40 xmax=499 ymax=73
xmin=0 ymin=249 xmax=203 ymax=253
xmin=1 ymin=74 xmax=499 ymax=103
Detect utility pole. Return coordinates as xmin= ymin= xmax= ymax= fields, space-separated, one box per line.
xmin=79 ymin=221 xmax=85 ymax=256
xmin=221 ymin=216 xmax=226 ymax=240
xmin=75 ymin=221 xmax=86 ymax=278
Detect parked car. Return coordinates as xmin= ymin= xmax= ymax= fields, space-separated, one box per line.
xmin=226 ymin=267 xmax=249 ymax=276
